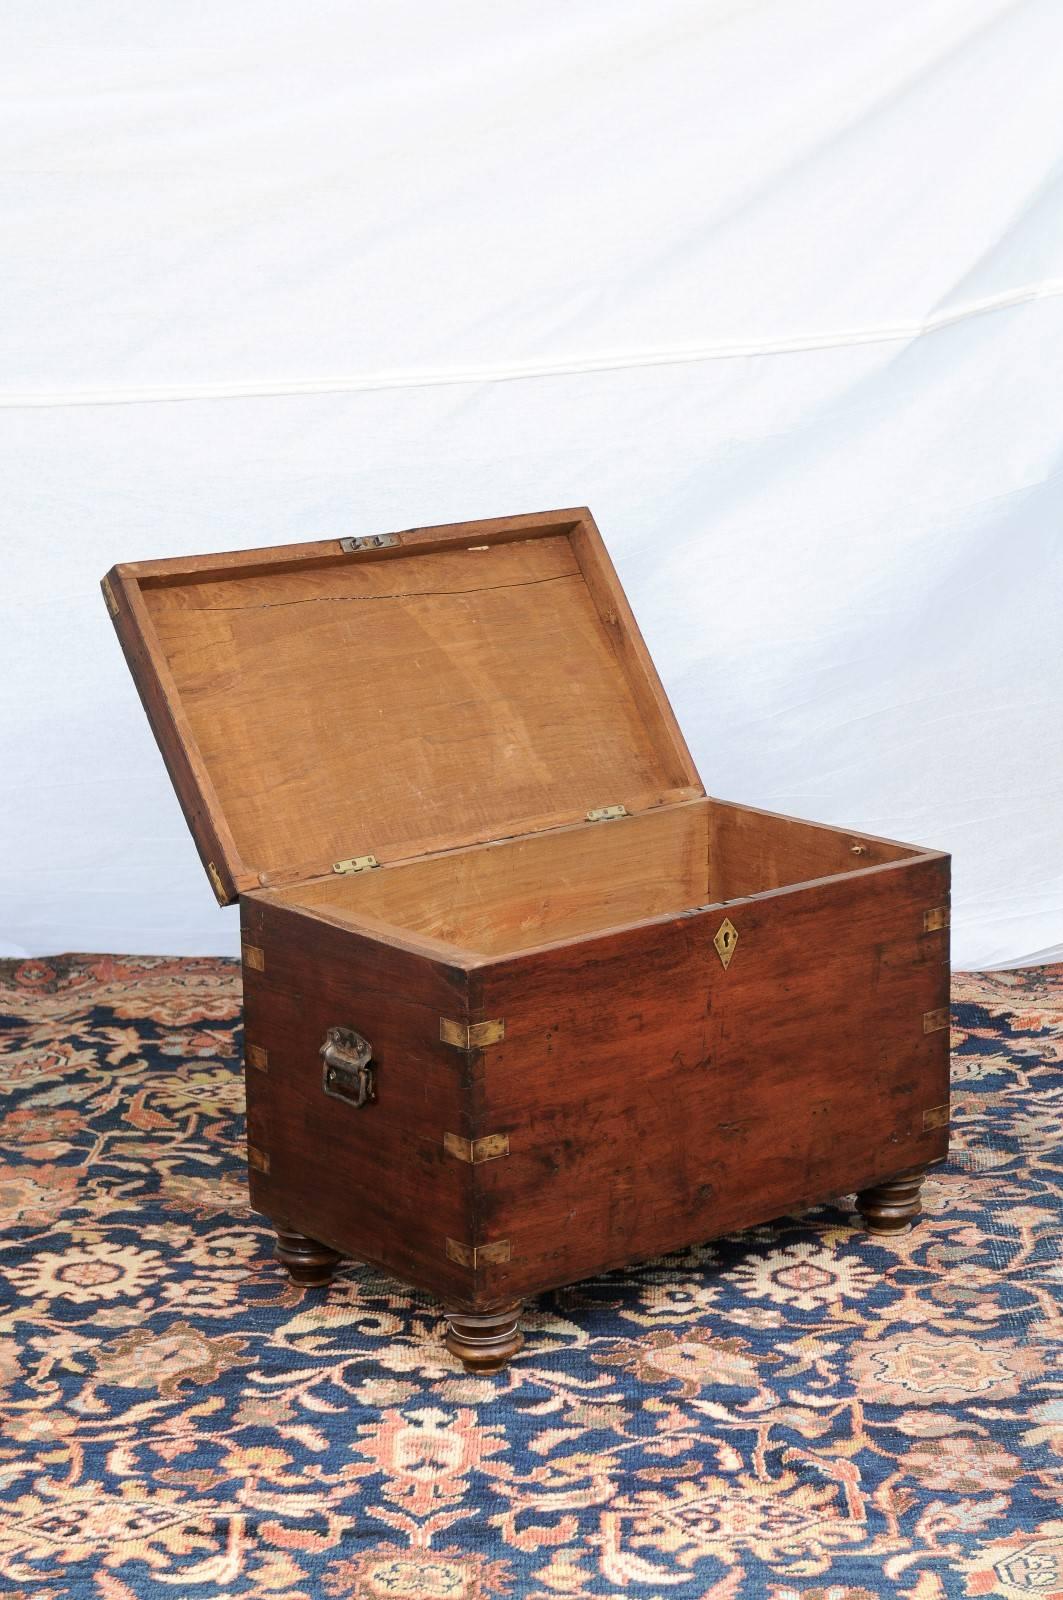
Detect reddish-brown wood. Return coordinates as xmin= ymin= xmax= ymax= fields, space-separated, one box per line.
xmin=103 ymin=513 xmax=952 ymax=1369
xmin=274 ymin=1229 xmax=343 ymax=1286
xmin=856 ymin=1167 xmax=927 ymax=1233
xmin=445 ymin=1304 xmax=524 ymax=1373
xmin=463 ymin=848 xmax=949 ymax=1307
xmin=240 ymin=893 xmax=479 ymax=1306
xmin=239 ymin=825 xmax=948 ymax=1348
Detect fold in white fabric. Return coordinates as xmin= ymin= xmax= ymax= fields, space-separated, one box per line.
xmin=1 ymin=0 xmax=1061 ymax=965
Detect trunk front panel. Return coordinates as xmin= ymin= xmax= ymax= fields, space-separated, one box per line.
xmin=471 ymin=853 xmax=950 ymax=1303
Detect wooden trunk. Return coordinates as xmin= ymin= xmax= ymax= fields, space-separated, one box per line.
xmin=102 ymin=509 xmax=950 ymax=1370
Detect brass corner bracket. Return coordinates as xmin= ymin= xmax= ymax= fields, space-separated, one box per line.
xmin=440 ymin=1018 xmax=505 ymax=1050
xmin=446 ymin=1237 xmax=512 ymax=1268
xmin=443 ymin=1132 xmax=510 ymax=1164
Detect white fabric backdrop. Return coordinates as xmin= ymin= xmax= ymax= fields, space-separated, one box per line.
xmin=2 ymin=0 xmax=1061 ymax=968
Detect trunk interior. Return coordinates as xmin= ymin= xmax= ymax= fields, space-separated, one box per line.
xmin=261 ymin=799 xmax=925 ymax=963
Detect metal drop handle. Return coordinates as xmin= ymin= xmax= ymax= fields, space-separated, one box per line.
xmin=320 ymin=1026 xmax=375 ymax=1108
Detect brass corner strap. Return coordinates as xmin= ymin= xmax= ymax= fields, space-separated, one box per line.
xmin=444 ymin=1132 xmax=509 ymax=1164
xmin=246 ymin=1043 xmax=268 ymax=1073
xmin=922 ymin=1103 xmax=950 ymax=1130
xmin=242 ymin=943 xmax=265 ymax=972
xmin=247 ymin=1144 xmax=270 ymax=1174
xmin=440 ymin=1018 xmax=505 ymax=1050
xmin=446 ymin=1238 xmax=511 ymax=1268
xmin=207 ymin=861 xmax=228 ymax=903
xmin=923 ymin=905 xmax=951 ymax=933
xmin=923 ymin=1007 xmax=950 ymax=1034
xmin=100 ymin=575 xmax=119 ymax=617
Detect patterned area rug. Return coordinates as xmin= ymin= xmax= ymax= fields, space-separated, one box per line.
xmin=0 ymin=957 xmax=1060 ymax=1600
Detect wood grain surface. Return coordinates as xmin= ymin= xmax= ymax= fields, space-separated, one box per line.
xmin=106 ymin=508 xmax=950 ymax=1339
xmin=104 ymin=510 xmax=702 ymax=897
xmin=275 ymin=802 xmax=711 ymax=957
xmin=240 ymin=893 xmax=480 ymax=1304
xmin=465 ymin=849 xmax=950 ymax=1304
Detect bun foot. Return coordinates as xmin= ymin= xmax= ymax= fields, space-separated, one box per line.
xmin=445 ymin=1303 xmax=524 ymax=1372
xmin=857 ymin=1167 xmax=926 ymax=1234
xmin=274 ymin=1228 xmax=342 ymax=1286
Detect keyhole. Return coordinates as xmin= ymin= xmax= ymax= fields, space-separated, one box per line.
xmin=714 ymin=918 xmax=738 ymax=967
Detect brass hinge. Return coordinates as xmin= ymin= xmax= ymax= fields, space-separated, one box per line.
xmin=446 ymin=1237 xmax=511 ymax=1268
xmin=923 ymin=1007 xmax=950 ymax=1033
xmin=586 ymin=804 xmax=628 ymax=822
xmin=333 ymin=855 xmax=380 ymax=875
xmin=206 ymin=861 xmax=228 ymax=903
xmin=100 ymin=576 xmax=119 ymax=616
xmin=440 ymin=1017 xmax=505 ymax=1050
xmin=339 ymin=534 xmax=399 ymax=552
xmin=246 ymin=1043 xmax=268 ymax=1073
xmin=242 ymin=943 xmax=265 ymax=972
xmin=444 ymin=1132 xmax=510 ymax=1164
xmin=923 ymin=905 xmax=951 ymax=933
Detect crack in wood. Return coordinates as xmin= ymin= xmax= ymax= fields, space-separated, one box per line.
xmin=195 ymin=571 xmax=580 ymax=614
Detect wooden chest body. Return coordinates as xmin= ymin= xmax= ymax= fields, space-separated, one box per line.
xmin=103 ymin=510 xmax=950 ymax=1370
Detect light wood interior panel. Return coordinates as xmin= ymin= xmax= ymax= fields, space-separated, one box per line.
xmin=139 ymin=533 xmax=697 ymax=878
xmin=276 ymin=803 xmax=712 ymax=957
xmin=268 ymin=799 xmax=923 ymax=960
xmin=709 ymin=800 xmax=918 ymax=901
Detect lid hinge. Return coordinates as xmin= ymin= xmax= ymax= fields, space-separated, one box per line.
xmin=339 ymin=534 xmax=399 ymax=552
xmin=586 ymin=804 xmax=628 ymax=822
xmin=333 ymin=854 xmax=381 ymax=875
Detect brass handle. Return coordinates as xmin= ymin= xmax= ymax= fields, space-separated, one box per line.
xmin=320 ymin=1026 xmax=375 ymax=1108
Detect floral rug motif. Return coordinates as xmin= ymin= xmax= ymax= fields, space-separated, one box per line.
xmin=0 ymin=955 xmax=1060 ymax=1600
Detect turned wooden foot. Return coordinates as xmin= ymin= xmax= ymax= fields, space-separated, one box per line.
xmin=274 ymin=1228 xmax=342 ymax=1286
xmin=856 ymin=1167 xmax=926 ymax=1234
xmin=445 ymin=1303 xmax=524 ymax=1372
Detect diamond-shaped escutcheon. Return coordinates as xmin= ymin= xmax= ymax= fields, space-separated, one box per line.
xmin=713 ymin=917 xmax=738 ymax=969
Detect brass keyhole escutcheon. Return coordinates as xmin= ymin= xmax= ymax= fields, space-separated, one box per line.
xmin=713 ymin=917 xmax=738 ymax=970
